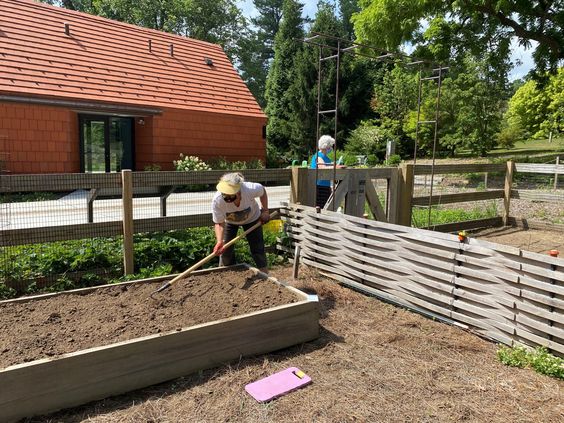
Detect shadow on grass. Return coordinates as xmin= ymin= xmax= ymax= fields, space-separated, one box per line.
xmin=485 ymin=149 xmax=563 ymax=158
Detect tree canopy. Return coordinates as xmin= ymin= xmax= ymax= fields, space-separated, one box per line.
xmin=352 ymin=1 xmax=564 ymax=75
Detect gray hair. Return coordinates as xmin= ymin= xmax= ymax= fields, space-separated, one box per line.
xmin=318 ymin=135 xmax=335 ymax=150
xmin=220 ymin=172 xmax=245 ymax=185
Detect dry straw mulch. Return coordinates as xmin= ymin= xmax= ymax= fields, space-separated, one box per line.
xmin=28 ymin=266 xmax=563 ymax=423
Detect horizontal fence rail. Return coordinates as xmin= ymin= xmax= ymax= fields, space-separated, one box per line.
xmin=515 ymin=163 xmax=564 ymax=175
xmin=131 ymin=169 xmax=292 ymax=187
xmin=282 ymin=203 xmax=564 ymax=355
xmin=0 ymin=173 xmax=122 ymax=192
xmin=414 ymin=163 xmax=506 ymax=175
xmin=412 ymin=190 xmax=504 ymax=206
xmin=0 ymin=170 xmax=291 ymax=246
xmin=511 ymin=189 xmax=564 ymax=203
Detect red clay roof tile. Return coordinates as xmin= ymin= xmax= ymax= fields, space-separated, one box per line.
xmin=0 ymin=0 xmax=265 ymax=118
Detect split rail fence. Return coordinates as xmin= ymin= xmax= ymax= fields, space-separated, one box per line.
xmin=282 ymin=203 xmax=564 ymax=355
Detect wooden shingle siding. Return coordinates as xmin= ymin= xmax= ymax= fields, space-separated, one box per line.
xmin=0 ymin=102 xmax=79 ymax=173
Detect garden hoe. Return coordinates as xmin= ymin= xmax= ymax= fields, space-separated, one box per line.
xmin=150 ymin=210 xmax=279 ymax=297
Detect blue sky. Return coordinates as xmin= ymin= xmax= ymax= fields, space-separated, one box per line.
xmin=237 ymin=0 xmax=534 ymax=81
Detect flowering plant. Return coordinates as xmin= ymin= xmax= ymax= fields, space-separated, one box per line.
xmin=173 ymin=154 xmax=211 ymax=172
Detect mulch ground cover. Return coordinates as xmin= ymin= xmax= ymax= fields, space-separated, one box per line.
xmin=18 ymin=260 xmax=563 ymax=423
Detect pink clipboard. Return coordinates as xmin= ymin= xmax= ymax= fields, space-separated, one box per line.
xmin=245 ymin=367 xmax=312 ymax=402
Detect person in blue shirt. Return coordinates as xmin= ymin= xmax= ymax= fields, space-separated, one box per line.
xmin=310 ymin=135 xmax=343 ymax=208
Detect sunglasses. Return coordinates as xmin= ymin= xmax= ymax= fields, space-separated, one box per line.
xmin=222 ymin=194 xmax=237 ymax=203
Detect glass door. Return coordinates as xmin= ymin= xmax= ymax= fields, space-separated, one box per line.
xmin=81 ymin=117 xmax=106 ymax=173
xmin=80 ymin=115 xmax=134 ymax=172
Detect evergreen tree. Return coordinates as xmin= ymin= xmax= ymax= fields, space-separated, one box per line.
xmin=238 ymin=0 xmax=284 ymax=107
xmin=339 ymin=0 xmax=360 ymax=40
xmin=253 ymin=0 xmax=284 ymax=62
xmin=264 ymin=0 xmax=305 ymax=155
xmin=285 ymin=2 xmax=343 ymax=157
xmin=286 ymin=1 xmax=379 ymax=158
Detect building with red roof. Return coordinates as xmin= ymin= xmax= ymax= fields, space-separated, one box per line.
xmin=0 ymin=0 xmax=266 ymax=173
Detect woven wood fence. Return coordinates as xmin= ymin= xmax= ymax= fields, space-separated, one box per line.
xmin=282 ymin=203 xmax=564 ymax=355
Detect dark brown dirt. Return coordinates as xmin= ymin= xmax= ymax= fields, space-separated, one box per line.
xmin=0 ymin=269 xmax=298 ymax=369
xmin=471 ymin=226 xmax=563 ymax=254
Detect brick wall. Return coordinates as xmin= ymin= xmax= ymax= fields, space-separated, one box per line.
xmin=0 ymin=102 xmax=79 ymax=173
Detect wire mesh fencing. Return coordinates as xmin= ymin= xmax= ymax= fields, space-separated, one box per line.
xmin=0 ymin=169 xmax=292 ymax=295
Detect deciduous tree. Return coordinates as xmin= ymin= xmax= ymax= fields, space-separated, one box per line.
xmin=352 ymin=1 xmax=564 ymax=75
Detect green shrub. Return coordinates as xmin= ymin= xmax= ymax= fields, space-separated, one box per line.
xmin=0 ymin=226 xmax=287 ymax=299
xmin=497 ymin=345 xmax=564 ymax=379
xmin=0 ymin=238 xmax=123 ymax=284
xmin=0 ymin=283 xmax=16 ymax=300
xmin=208 ymin=156 xmax=264 ymax=170
xmin=173 ymin=155 xmax=212 ymax=191
xmin=496 ymin=124 xmax=522 ymax=149
xmin=412 ymin=202 xmax=498 ymax=227
xmin=345 ymin=124 xmax=388 ymax=161
xmin=497 ymin=345 xmax=529 ymax=368
xmin=384 ymin=154 xmax=401 ymax=166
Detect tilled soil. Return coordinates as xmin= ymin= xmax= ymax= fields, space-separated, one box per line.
xmin=0 ymin=269 xmax=298 ymax=369
xmin=471 ymin=226 xmax=563 ymax=254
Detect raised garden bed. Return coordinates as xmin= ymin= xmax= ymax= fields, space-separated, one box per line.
xmin=0 ymin=265 xmax=319 ymax=422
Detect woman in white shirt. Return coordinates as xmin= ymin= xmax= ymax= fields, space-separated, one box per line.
xmin=212 ymin=172 xmax=270 ymax=273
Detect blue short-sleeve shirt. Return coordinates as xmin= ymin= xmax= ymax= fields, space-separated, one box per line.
xmin=310 ymin=151 xmax=332 ymax=187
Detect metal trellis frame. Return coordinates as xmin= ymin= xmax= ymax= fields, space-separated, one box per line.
xmin=302 ymin=33 xmax=448 ymax=224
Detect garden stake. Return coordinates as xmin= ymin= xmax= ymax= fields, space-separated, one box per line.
xmin=150 ymin=210 xmax=279 ymax=297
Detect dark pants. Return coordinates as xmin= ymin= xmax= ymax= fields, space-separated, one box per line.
xmin=316 ymin=185 xmax=331 ymax=208
xmin=219 ymin=219 xmax=267 ymax=269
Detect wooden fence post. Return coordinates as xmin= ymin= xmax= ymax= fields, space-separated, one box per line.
xmin=122 ymin=170 xmax=134 ymax=275
xmin=554 ymin=156 xmax=559 ymax=190
xmin=503 ymin=160 xmax=514 ymax=226
xmin=291 ymin=167 xmax=314 ymax=206
xmin=87 ymin=188 xmax=98 ymax=223
xmin=387 ymin=167 xmax=399 ymax=224
xmin=397 ymin=163 xmax=414 ymax=227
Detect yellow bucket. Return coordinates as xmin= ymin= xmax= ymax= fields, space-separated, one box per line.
xmin=263 ymin=219 xmax=283 ymax=233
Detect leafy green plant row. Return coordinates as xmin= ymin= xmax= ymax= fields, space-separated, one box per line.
xmin=497 ymin=345 xmax=564 ymax=380
xmin=0 ymin=226 xmax=285 ymax=300
xmin=411 ymin=202 xmax=498 ymax=228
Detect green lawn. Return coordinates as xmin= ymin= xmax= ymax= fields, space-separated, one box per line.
xmin=408 ymin=137 xmax=564 ymax=166
xmin=487 ymin=137 xmax=564 ymax=157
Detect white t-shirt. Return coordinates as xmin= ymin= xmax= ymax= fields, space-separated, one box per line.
xmin=212 ymin=181 xmax=265 ymax=225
